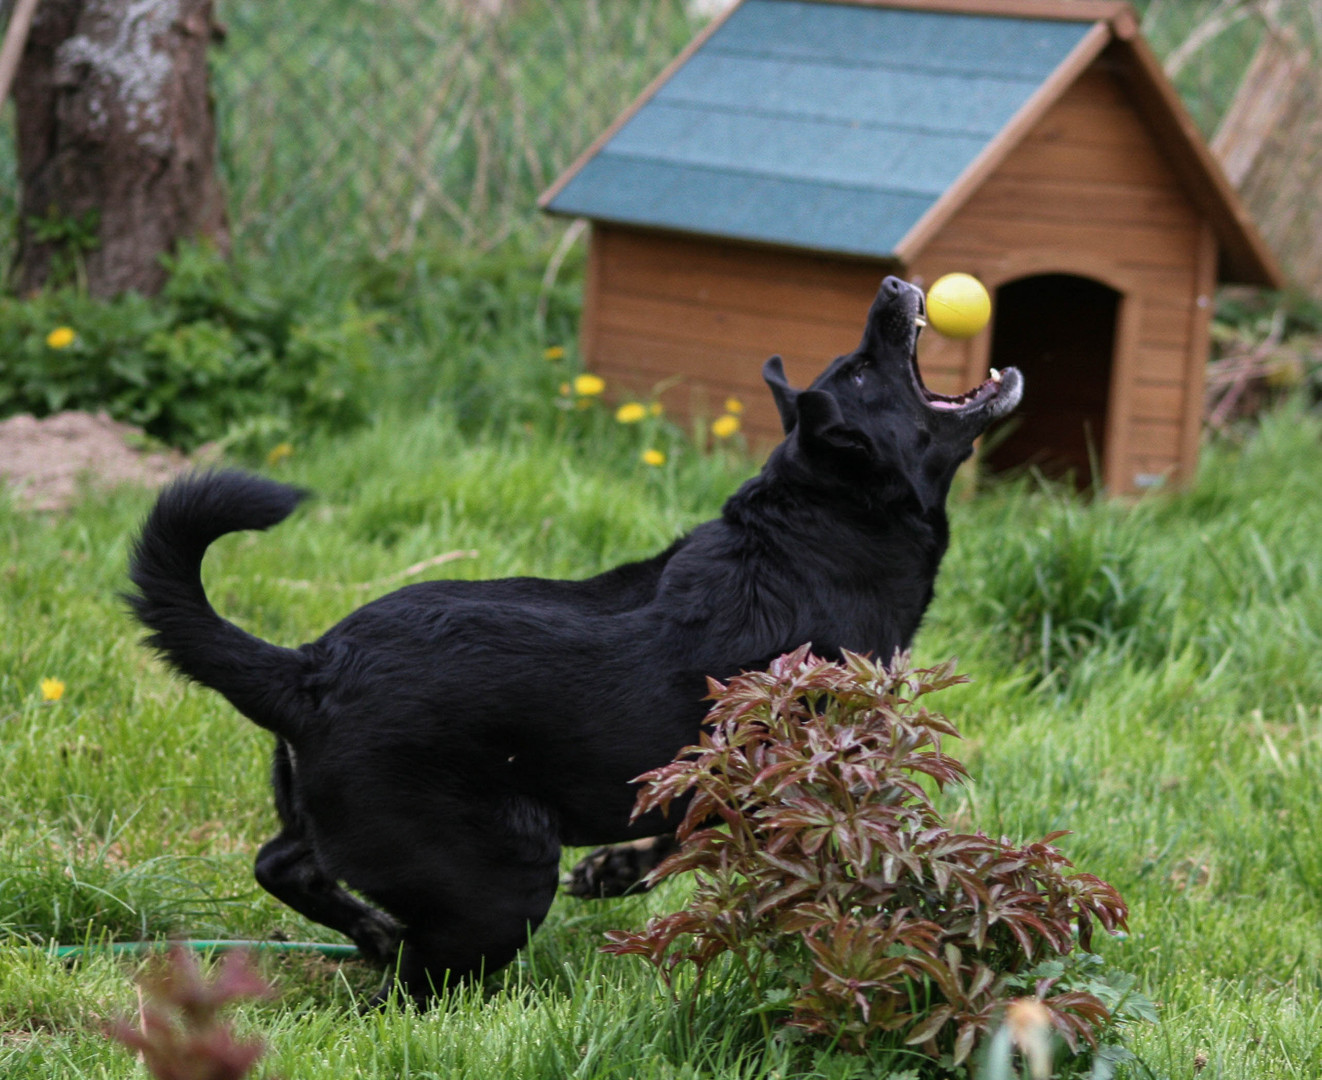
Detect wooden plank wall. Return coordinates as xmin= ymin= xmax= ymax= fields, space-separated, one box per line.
xmin=909 ymin=60 xmax=1211 ymax=492
xmin=584 ymin=227 xmax=905 ymax=446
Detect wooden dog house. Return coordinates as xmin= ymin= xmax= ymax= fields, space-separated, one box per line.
xmin=541 ymin=0 xmax=1282 ymax=493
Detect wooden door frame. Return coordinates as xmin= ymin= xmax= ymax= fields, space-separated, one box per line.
xmin=963 ymin=251 xmax=1141 ymax=493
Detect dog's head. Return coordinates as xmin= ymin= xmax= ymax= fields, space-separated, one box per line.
xmin=763 ymin=276 xmax=1023 ymax=511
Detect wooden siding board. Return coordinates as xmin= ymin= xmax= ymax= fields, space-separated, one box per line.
xmin=1136 ymin=345 xmax=1191 ymax=383
xmin=1130 ymin=381 xmax=1184 ymax=421
xmin=1129 ymin=417 xmax=1182 ymax=456
xmin=597 ymin=226 xmax=896 ymax=297
xmin=594 ymin=324 xmax=875 ymax=395
xmin=1139 ymin=300 xmax=1197 ymax=347
xmin=597 ymin=229 xmax=892 ymax=333
xmin=924 ymin=216 xmax=1200 ymax=269
xmin=582 ymin=232 xmax=605 ymax=374
xmin=1178 ymin=223 xmax=1218 ymax=481
xmin=598 ymin=291 xmax=862 ymax=362
xmin=958 ymin=178 xmax=1199 ymax=230
xmin=992 ymin=138 xmax=1185 ymax=188
xmin=1112 ymin=266 xmax=1206 ymax=305
xmin=592 ymin=234 xmax=967 ymax=397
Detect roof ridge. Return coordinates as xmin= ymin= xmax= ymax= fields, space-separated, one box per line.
xmin=784 ymin=0 xmax=1135 ymax=29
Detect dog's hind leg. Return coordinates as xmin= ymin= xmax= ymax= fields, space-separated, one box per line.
xmin=255 ymin=829 xmax=403 ymax=964
xmin=383 ymin=874 xmax=555 ymax=1007
xmin=564 ymin=834 xmax=678 ymax=898
xmin=368 ymin=795 xmax=562 ymax=1008
xmin=255 ymin=740 xmax=401 ymax=962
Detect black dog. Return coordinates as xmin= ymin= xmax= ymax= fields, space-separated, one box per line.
xmin=128 ymin=277 xmax=1021 ymax=1006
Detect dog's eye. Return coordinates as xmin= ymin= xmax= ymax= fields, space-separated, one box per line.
xmin=852 ymin=369 xmax=867 ymax=386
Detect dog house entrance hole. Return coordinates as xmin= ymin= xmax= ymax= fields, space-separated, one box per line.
xmin=982 ymin=273 xmax=1120 ymax=489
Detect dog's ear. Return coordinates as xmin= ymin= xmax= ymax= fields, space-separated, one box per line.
xmin=795 ymin=389 xmax=869 ymax=457
xmin=762 ymin=356 xmax=799 ymax=433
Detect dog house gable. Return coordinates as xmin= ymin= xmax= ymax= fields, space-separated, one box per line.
xmin=901 ymin=21 xmax=1282 ymax=492
xmin=541 ymin=0 xmax=1282 ymax=494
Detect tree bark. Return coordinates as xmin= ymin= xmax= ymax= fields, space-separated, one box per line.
xmin=12 ymin=0 xmax=229 ymax=298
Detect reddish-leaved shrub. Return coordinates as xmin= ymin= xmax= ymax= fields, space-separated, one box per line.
xmin=107 ymin=946 xmax=275 ymax=1080
xmin=603 ymin=646 xmax=1129 ymax=1066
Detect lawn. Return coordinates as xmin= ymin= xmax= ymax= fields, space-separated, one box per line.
xmin=2 ymin=373 xmax=1320 ymax=1076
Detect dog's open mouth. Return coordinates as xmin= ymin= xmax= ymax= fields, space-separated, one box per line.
xmin=907 ymin=293 xmax=1021 ymax=418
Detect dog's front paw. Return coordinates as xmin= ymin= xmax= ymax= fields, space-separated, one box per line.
xmin=351 ymin=909 xmax=404 ymax=965
xmin=564 ymin=835 xmax=677 ymax=899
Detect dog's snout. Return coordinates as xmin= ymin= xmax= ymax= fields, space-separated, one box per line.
xmin=880 ymin=276 xmax=924 ymax=309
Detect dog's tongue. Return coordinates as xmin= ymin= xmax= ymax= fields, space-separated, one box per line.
xmin=922 ymin=369 xmax=1006 ymax=412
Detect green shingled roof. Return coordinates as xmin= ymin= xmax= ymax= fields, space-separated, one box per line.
xmin=544 ymin=0 xmax=1094 ymax=259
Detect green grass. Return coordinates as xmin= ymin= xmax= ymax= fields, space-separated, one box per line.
xmin=2 ymin=389 xmax=1322 ymax=1077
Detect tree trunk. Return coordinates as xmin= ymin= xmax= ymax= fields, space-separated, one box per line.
xmin=12 ymin=0 xmax=229 ymax=298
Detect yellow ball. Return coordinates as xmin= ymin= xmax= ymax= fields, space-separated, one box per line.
xmin=926 ymin=273 xmax=991 ymax=339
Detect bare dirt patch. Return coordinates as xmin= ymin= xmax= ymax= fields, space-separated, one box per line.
xmin=0 ymin=412 xmax=188 ymax=512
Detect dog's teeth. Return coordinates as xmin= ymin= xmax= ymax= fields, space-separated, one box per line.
xmin=990 ymin=368 xmax=1002 ymax=382
xmin=915 ymin=315 xmax=927 ymax=327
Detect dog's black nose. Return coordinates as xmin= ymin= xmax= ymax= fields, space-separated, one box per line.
xmin=879 ymin=276 xmax=923 ymax=306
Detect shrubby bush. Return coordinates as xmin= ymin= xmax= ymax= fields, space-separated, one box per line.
xmin=0 ymin=237 xmax=597 ymax=456
xmin=0 ymin=243 xmax=374 ymax=451
xmin=605 ymin=647 xmax=1148 ymax=1071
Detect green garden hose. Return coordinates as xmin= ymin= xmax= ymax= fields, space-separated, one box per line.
xmin=48 ymin=940 xmax=359 ymax=959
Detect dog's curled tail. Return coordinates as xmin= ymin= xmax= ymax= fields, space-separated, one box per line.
xmin=127 ymin=470 xmax=314 ymax=739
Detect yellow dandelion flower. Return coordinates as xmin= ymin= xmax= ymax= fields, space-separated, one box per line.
xmin=724 ymin=397 xmax=744 ymax=415
xmin=41 ymin=677 xmax=66 ymax=701
xmin=543 ymin=345 xmax=566 ymax=361
xmin=649 ymin=401 xmax=664 ymax=416
xmin=711 ymin=414 xmax=741 ymax=439
xmin=266 ymin=441 xmax=294 ymax=467
xmin=46 ymin=326 xmax=76 ymax=349
xmin=641 ymin=448 xmax=666 ymax=467
xmin=573 ymin=373 xmax=605 ymax=396
xmin=615 ymin=402 xmax=647 ymax=424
